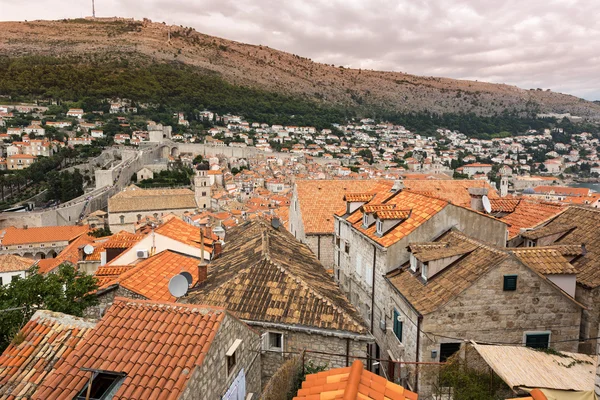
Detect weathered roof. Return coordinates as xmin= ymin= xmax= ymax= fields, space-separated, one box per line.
xmin=523 ymin=207 xmax=600 ymax=289
xmin=184 ymin=219 xmax=369 ymax=335
xmin=0 ymin=311 xmax=96 ymax=400
xmin=108 ymin=186 xmax=197 ymax=213
xmin=97 ymin=250 xmax=200 ymax=302
xmin=37 ymin=234 xmax=96 ymax=275
xmin=32 ymin=298 xmax=225 ymax=400
xmin=501 ymin=200 xmax=565 ymax=239
xmin=521 ymin=223 xmax=577 ymax=240
xmin=0 ymin=254 xmax=36 ymax=273
xmin=294 ymin=179 xmax=390 ymax=234
xmin=472 ymin=343 xmax=596 ymax=392
xmin=0 ymin=225 xmax=89 ymax=246
xmin=293 ymin=360 xmax=418 ymax=400
xmin=512 ymin=248 xmax=578 ymax=275
xmin=387 ymin=231 xmax=581 ymax=315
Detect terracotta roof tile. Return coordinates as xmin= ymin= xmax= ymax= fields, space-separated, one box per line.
xmin=0 ymin=311 xmax=96 ymax=400
xmin=0 ymin=225 xmax=89 ymax=246
xmin=295 ymin=180 xmax=390 ymax=234
xmin=0 ymin=254 xmax=36 ymax=273
xmin=512 ymin=248 xmax=578 ymax=275
xmin=374 ymin=209 xmax=412 ymax=221
xmin=293 ymin=360 xmax=418 ymax=400
xmin=344 ymin=193 xmax=376 ymax=202
xmin=521 ymin=207 xmax=600 ymax=288
xmin=97 ymin=250 xmax=200 ymax=302
xmin=37 ymin=234 xmax=96 ymax=275
xmin=501 ymin=200 xmax=565 ymax=239
xmin=31 ymin=298 xmax=224 ymax=400
xmin=401 ymin=179 xmax=499 ymax=208
xmin=155 ymin=217 xmax=216 ymax=249
xmin=489 ymin=198 xmax=521 ymax=213
xmin=184 ymin=220 xmax=368 ymax=334
xmin=363 ymin=204 xmax=396 ymax=213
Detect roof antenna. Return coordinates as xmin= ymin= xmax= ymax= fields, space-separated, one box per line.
xmin=92 ymin=0 xmax=95 ymax=18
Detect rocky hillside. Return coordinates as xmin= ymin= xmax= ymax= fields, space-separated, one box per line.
xmin=1 ymin=18 xmax=599 ymax=119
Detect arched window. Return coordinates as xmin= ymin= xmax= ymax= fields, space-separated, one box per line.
xmin=137 ymin=214 xmax=142 ymax=222
xmin=120 ymin=215 xmax=125 ymax=224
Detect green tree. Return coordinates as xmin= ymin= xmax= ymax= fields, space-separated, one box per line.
xmin=0 ymin=264 xmax=98 ymax=351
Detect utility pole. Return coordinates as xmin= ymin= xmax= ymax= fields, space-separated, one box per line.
xmin=92 ymin=0 xmax=96 ymax=18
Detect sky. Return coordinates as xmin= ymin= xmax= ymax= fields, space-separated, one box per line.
xmin=1 ymin=0 xmax=599 ymax=100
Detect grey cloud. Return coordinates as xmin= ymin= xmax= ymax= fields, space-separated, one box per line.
xmin=0 ymin=0 xmax=598 ymax=100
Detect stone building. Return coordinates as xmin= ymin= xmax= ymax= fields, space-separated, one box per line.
xmin=517 ymin=206 xmax=600 ymax=354
xmin=333 ymin=183 xmax=508 ymax=385
xmin=107 ymin=185 xmax=197 ymax=232
xmin=0 ymin=254 xmax=36 ymax=285
xmin=289 ymin=179 xmax=499 ymax=268
xmin=0 ymin=225 xmax=89 ymax=259
xmin=193 ymin=166 xmax=212 ymax=210
xmin=183 ymin=219 xmax=373 ymax=384
xmin=385 ymin=230 xmax=582 ymax=396
xmin=289 ymin=179 xmax=387 ymax=268
xmin=31 ymin=298 xmax=261 ymax=399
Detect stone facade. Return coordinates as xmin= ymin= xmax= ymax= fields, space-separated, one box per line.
xmin=575 ymin=285 xmax=600 ymax=354
xmin=193 ymin=170 xmax=212 ymax=210
xmin=84 ymin=285 xmax=145 ymax=319
xmin=181 ymin=313 xmax=261 ymax=399
xmin=334 ymin=203 xmax=508 ymax=377
xmin=252 ymin=325 xmax=369 ymax=386
xmin=391 ymin=257 xmax=582 ymax=397
xmin=108 ymin=207 xmax=197 ymax=233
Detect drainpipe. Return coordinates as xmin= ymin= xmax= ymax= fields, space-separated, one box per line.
xmin=317 ymin=235 xmax=321 ymax=260
xmin=346 ymin=338 xmax=350 ymax=367
xmin=370 ymin=244 xmax=377 ymax=372
xmin=415 ymin=315 xmax=423 ymax=391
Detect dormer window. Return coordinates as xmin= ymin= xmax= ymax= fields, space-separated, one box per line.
xmin=376 ymin=220 xmax=383 ymax=235
xmin=374 ymin=209 xmax=412 ymax=237
xmin=421 ymin=263 xmax=429 ymax=281
xmin=363 ymin=213 xmax=368 ymax=228
xmin=76 ymin=370 xmax=126 ymax=400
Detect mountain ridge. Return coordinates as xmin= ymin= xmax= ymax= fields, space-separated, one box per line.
xmin=1 ymin=17 xmax=599 ymax=119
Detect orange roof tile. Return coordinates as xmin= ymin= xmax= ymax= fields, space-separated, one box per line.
xmin=36 ymin=234 xmax=96 ymax=275
xmin=363 ymin=204 xmax=396 ymax=213
xmin=344 ymin=193 xmax=376 ymax=202
xmin=489 ymin=198 xmax=521 ymax=213
xmin=533 ymin=186 xmax=591 ymax=197
xmin=293 ymin=360 xmax=418 ymax=400
xmin=0 ymin=254 xmax=36 ymax=273
xmin=501 ymin=200 xmax=565 ymax=239
xmin=31 ymin=298 xmax=225 ymax=400
xmin=98 ymin=250 xmax=200 ymax=302
xmin=295 ymin=180 xmax=390 ymax=234
xmin=1 ymin=225 xmax=89 ymax=246
xmin=402 ymin=179 xmax=498 ymax=208
xmin=375 ymin=209 xmax=412 ymax=221
xmin=0 ymin=311 xmax=96 ymax=399
xmin=155 ymin=217 xmax=216 ymax=249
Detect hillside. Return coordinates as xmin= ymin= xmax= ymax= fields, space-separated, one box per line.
xmin=1 ymin=17 xmax=600 ymax=119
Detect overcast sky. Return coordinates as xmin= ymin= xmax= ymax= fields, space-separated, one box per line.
xmin=1 ymin=0 xmax=599 ymax=100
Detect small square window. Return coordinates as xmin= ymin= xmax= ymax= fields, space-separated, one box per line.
xmin=525 ymin=332 xmax=550 ymax=349
xmin=504 ymin=275 xmax=517 ymax=291
xmin=227 ymin=351 xmax=236 ymax=375
xmin=393 ymin=309 xmax=403 ymax=342
xmin=264 ymin=332 xmax=283 ymax=352
xmin=344 ymin=242 xmax=350 ymax=254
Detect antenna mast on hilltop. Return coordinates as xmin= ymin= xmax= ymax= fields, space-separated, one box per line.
xmin=92 ymin=0 xmax=96 ymax=18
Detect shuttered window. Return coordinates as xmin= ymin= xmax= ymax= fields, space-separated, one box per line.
xmin=393 ymin=309 xmax=403 ymax=342
xmin=503 ymin=275 xmax=517 ymax=291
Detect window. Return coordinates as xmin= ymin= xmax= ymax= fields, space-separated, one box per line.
xmin=344 ymin=242 xmax=350 ymax=254
xmin=363 ymin=214 xmax=368 ymax=227
xmin=264 ymin=332 xmax=283 ymax=352
xmin=202 ymin=191 xmax=207 ymax=196
xmin=355 ymin=254 xmax=362 ymax=278
xmin=119 ymin=215 xmax=125 ymax=224
xmin=0 ymin=277 xmax=3 ymax=286
xmin=409 ymin=254 xmax=417 ymax=272
xmin=440 ymin=343 xmax=461 ymax=362
xmin=525 ymin=332 xmax=550 ymax=349
xmin=393 ymin=309 xmax=403 ymax=342
xmin=376 ymin=220 xmax=383 ymax=235
xmin=335 ymin=237 xmax=340 ymax=248
xmin=226 ymin=339 xmax=241 ymax=376
xmin=503 ymin=275 xmax=518 ymax=291
xmin=137 ymin=214 xmax=142 ymax=222
xmin=365 ymin=262 xmax=373 ymax=287
xmin=75 ymin=371 xmax=125 ymax=400
xmin=421 ymin=263 xmax=428 ymax=281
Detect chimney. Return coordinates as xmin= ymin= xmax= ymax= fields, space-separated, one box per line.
xmin=212 ymin=241 xmax=223 ymax=260
xmin=198 ymin=225 xmax=208 ymax=284
xmin=391 ymin=180 xmax=405 ymax=193
xmin=468 ymin=187 xmax=488 ymax=212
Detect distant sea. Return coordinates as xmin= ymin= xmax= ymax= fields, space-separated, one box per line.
xmin=569 ymin=182 xmax=600 ymax=192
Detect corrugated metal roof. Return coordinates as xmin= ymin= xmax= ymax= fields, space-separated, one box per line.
xmin=472 ymin=343 xmax=596 ymax=391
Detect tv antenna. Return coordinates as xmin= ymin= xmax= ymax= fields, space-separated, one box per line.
xmin=92 ymin=0 xmax=96 ymax=18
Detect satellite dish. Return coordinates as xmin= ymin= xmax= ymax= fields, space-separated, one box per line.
xmin=83 ymin=244 xmax=94 ymax=255
xmin=179 ymin=271 xmax=193 ymax=286
xmin=482 ymin=195 xmax=492 ymax=214
xmin=168 ymin=274 xmax=189 ymax=298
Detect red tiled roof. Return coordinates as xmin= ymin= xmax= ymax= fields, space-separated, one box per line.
xmin=155 ymin=217 xmax=216 ymax=249
xmin=363 ymin=204 xmax=396 ymax=213
xmin=32 ymin=298 xmax=225 ymax=400
xmin=343 ymin=193 xmax=375 ymax=202
xmin=37 ymin=234 xmax=96 ymax=275
xmin=295 ymin=180 xmax=390 ymax=234
xmin=98 ymin=250 xmax=200 ymax=302
xmin=375 ymin=209 xmax=412 ymax=221
xmin=1 ymin=225 xmax=89 ymax=246
xmin=533 ymin=186 xmax=591 ymax=197
xmin=0 ymin=311 xmax=96 ymax=399
xmin=293 ymin=360 xmax=418 ymax=400
xmin=402 ymin=179 xmax=499 ymax=208
xmin=0 ymin=254 xmax=36 ymax=273
xmin=501 ymin=200 xmax=565 ymax=239
xmin=489 ymin=198 xmax=521 ymax=213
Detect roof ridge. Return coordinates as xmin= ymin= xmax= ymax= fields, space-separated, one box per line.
xmin=113 ymin=296 xmax=226 ymax=313
xmin=448 ymin=230 xmax=507 ymax=256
